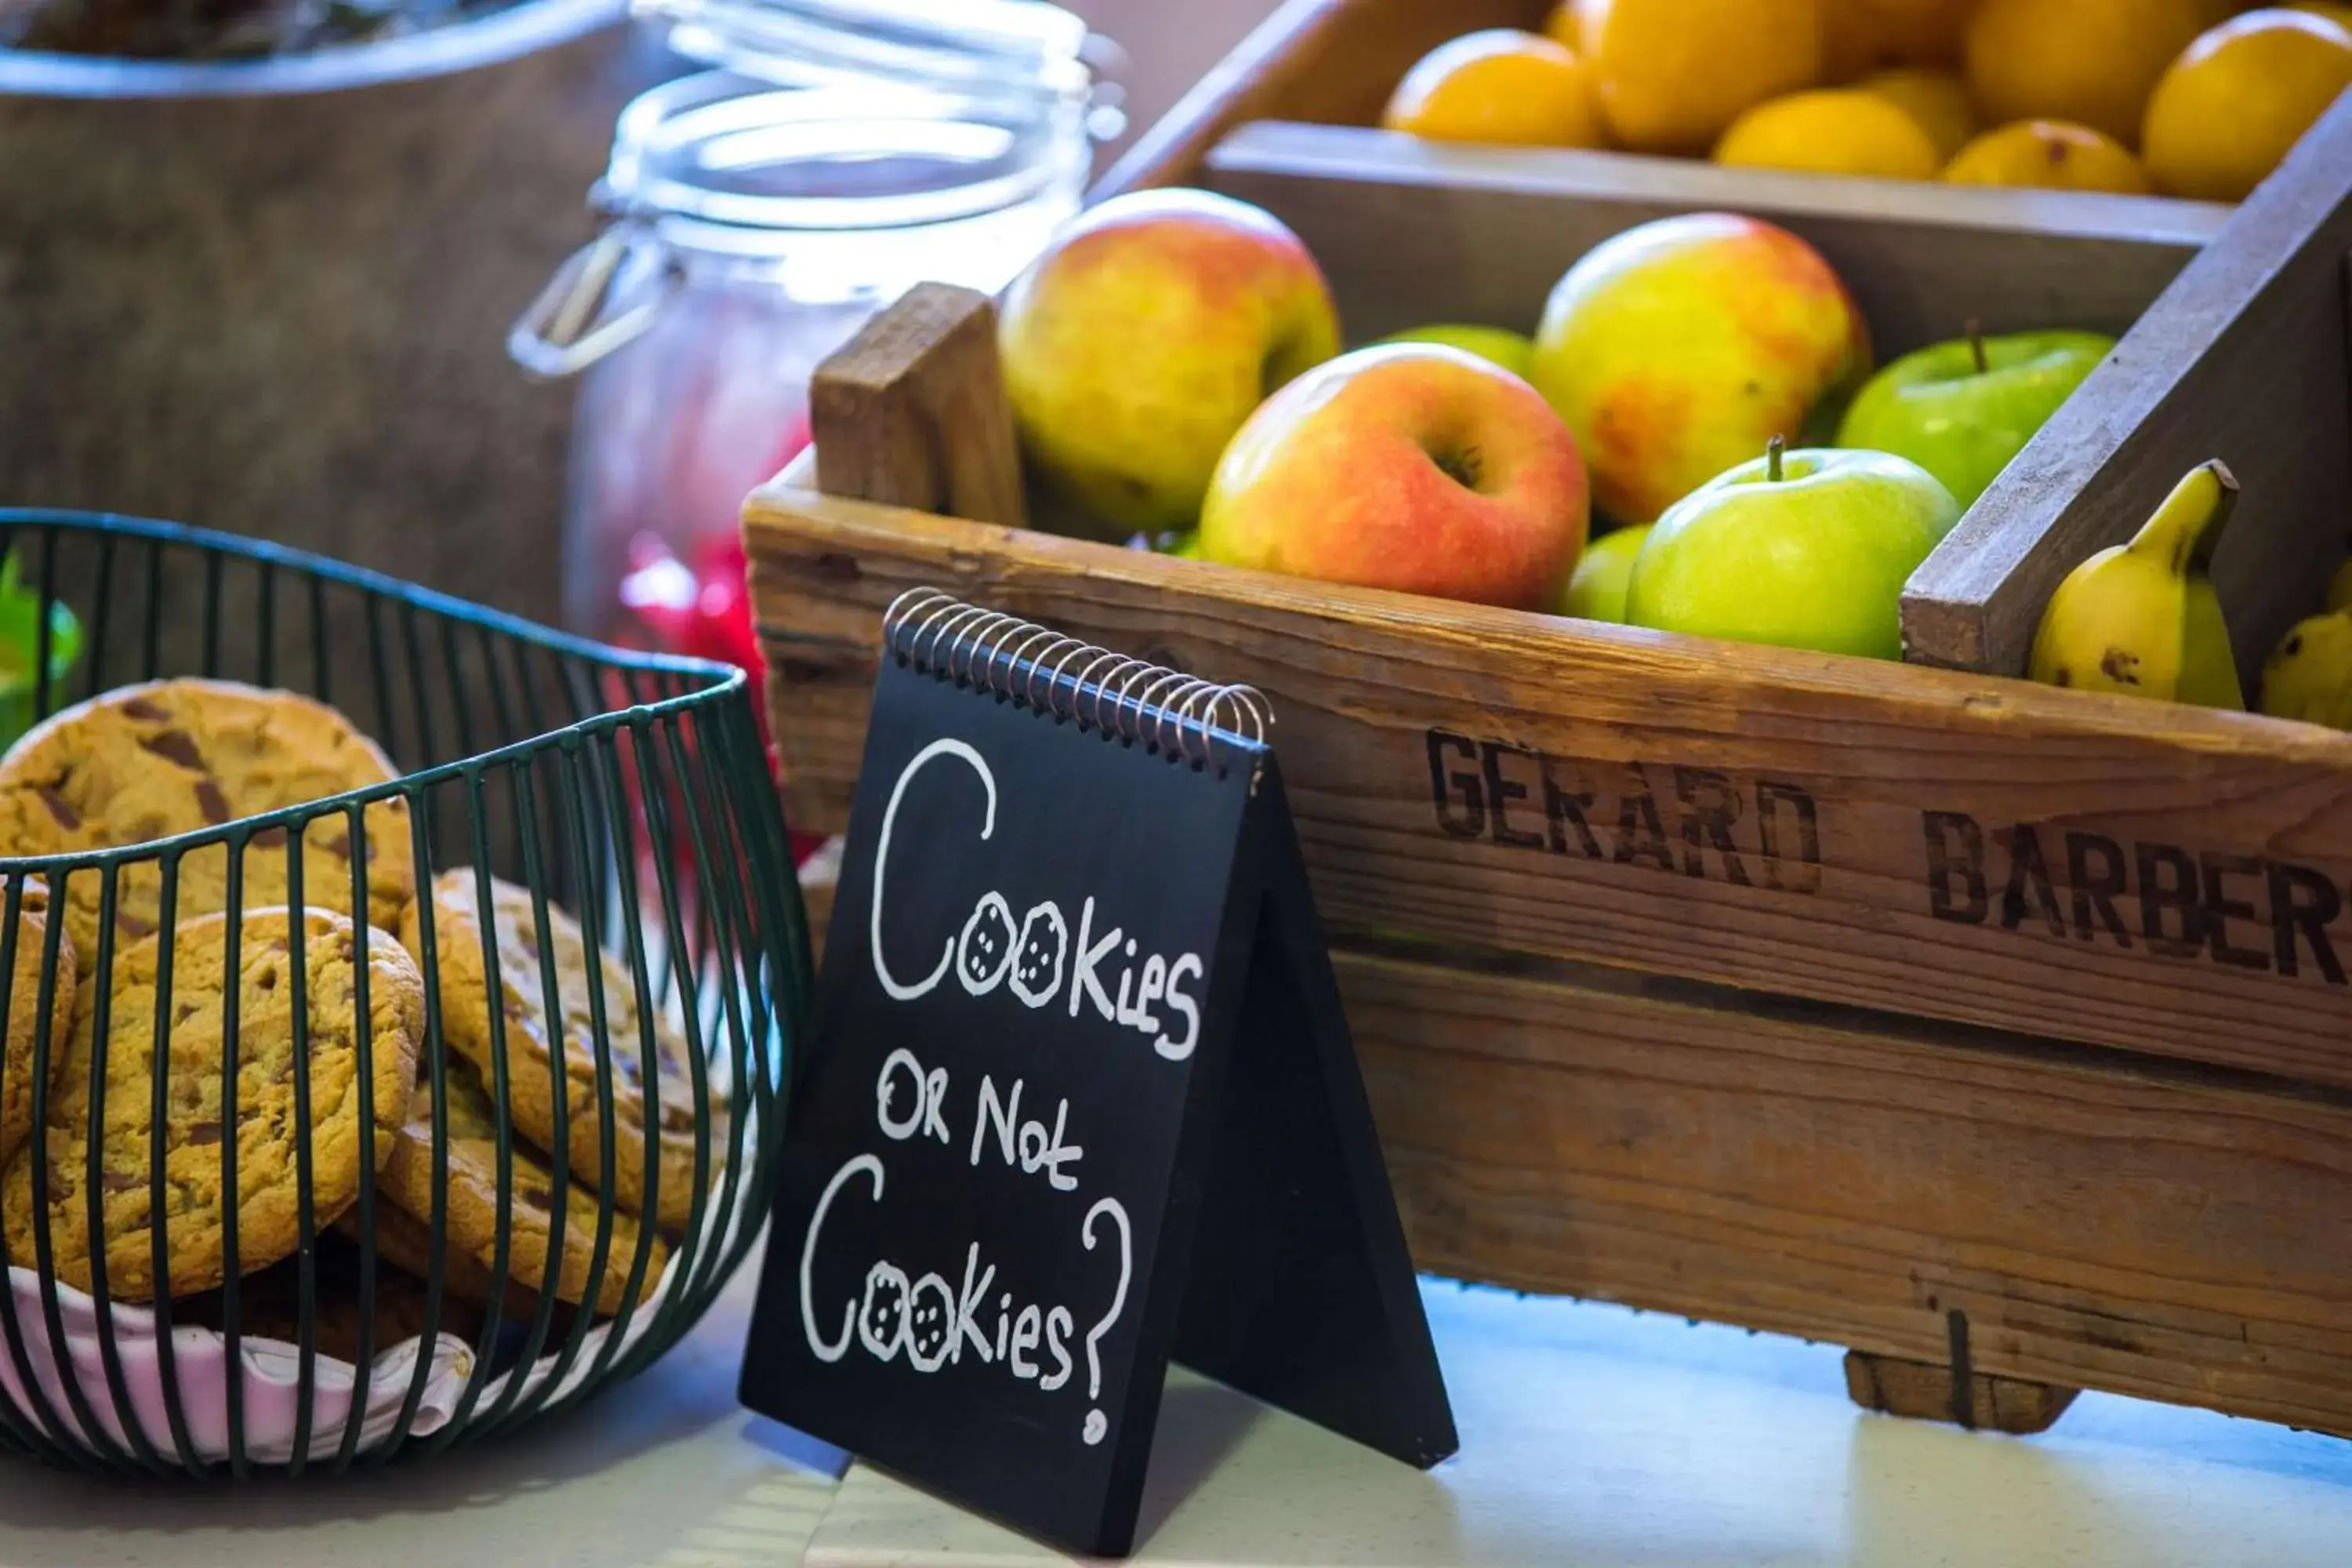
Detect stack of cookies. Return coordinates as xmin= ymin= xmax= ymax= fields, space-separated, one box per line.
xmin=0 ymin=677 xmax=717 ymax=1360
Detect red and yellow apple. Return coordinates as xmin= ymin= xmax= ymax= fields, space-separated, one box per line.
xmin=1528 ymin=212 xmax=1872 ymax=524
xmin=1198 ymin=344 xmax=1590 ymax=610
xmin=996 ymin=189 xmax=1341 ymax=539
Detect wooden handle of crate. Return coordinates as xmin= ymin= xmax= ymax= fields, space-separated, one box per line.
xmin=809 ymin=282 xmax=1027 ymax=529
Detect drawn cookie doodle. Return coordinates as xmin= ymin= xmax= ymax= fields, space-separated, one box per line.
xmin=904 ymin=1274 xmax=954 ymax=1372
xmin=0 ymin=680 xmax=416 ymax=976
xmin=376 ymin=1058 xmax=670 ymax=1318
xmin=0 ymin=877 xmax=74 ymax=1169
xmin=1009 ymin=902 xmax=1067 ymax=1007
xmin=401 ymin=870 xmax=717 ymax=1231
xmin=0 ymin=908 xmax=425 ymax=1301
xmin=958 ymin=893 xmax=1016 ymax=994
xmin=858 ymin=1261 xmax=910 ymax=1359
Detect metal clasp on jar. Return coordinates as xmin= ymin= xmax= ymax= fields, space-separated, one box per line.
xmin=508 ymin=220 xmax=687 ymax=379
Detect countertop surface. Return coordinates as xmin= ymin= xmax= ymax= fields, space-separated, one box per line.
xmin=809 ymin=1280 xmax=2352 ymax=1568
xmin=4 ymin=1253 xmax=2349 ymax=1568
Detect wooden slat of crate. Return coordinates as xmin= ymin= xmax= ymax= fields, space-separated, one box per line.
xmin=1334 ymin=939 xmax=2352 ymax=1437
xmin=779 ymin=862 xmax=2352 ymax=1435
xmin=746 ymin=492 xmax=2352 ymax=1092
xmin=1203 ymin=121 xmax=2223 ymax=352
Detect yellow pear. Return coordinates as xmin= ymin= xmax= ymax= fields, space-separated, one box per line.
xmin=2260 ymin=609 xmax=2352 ymax=728
xmin=2028 ymin=459 xmax=2243 ymax=707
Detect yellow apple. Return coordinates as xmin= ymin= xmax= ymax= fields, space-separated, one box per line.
xmin=1200 ymin=344 xmax=1591 ymax=610
xmin=1528 ymin=212 xmax=1873 ymax=524
xmin=996 ymin=189 xmax=1341 ymax=539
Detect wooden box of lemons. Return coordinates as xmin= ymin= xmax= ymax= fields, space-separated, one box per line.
xmin=1379 ymin=0 xmax=2352 ymax=205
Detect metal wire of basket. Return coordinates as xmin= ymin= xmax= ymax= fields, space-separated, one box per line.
xmin=0 ymin=511 xmax=809 ymax=1476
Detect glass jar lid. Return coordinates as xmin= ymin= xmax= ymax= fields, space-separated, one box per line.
xmin=510 ymin=57 xmax=1094 ymax=375
xmin=635 ymin=0 xmax=1102 ymax=100
xmin=511 ymin=0 xmax=1115 ymax=376
xmin=600 ymin=67 xmax=1085 ymax=241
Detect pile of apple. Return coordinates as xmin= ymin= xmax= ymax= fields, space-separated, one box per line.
xmin=996 ymin=188 xmax=2111 ymax=662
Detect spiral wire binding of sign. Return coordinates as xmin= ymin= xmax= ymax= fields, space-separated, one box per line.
xmin=879 ymin=587 xmax=1271 ymax=771
xmin=742 ymin=587 xmax=1455 ymax=1559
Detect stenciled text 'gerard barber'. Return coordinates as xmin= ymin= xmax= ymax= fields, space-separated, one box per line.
xmin=1425 ymin=728 xmax=1824 ymax=894
xmin=1922 ymin=810 xmax=2350 ymax=985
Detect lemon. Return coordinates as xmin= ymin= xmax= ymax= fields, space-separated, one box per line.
xmin=1544 ymin=0 xmax=1582 ymax=51
xmin=1944 ymin=118 xmax=2154 ymax=194
xmin=1819 ymin=0 xmax=1975 ymax=80
xmin=1857 ymin=66 xmax=1980 ymax=159
xmin=1381 ymin=28 xmax=1606 ymax=147
xmin=1965 ymin=0 xmax=2206 ymax=145
xmin=1573 ymin=0 xmax=1826 ymax=154
xmin=2143 ymin=9 xmax=2352 ymax=200
xmin=2288 ymin=1 xmax=2352 ymax=26
xmin=1715 ymin=89 xmax=1943 ymax=177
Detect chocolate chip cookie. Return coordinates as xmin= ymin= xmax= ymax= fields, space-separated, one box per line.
xmin=332 ymin=1197 xmax=550 ymax=1325
xmin=0 ymin=680 xmax=416 ymax=978
xmin=0 ymin=906 xmax=426 ymax=1301
xmin=176 ymin=1236 xmax=486 ymax=1363
xmin=402 ymin=870 xmax=714 ymax=1230
xmin=0 ymin=877 xmax=74 ymax=1170
xmin=378 ymin=1058 xmax=669 ymax=1318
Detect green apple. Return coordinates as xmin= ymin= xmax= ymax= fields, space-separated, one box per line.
xmin=1835 ymin=328 xmax=2114 ymax=509
xmin=1626 ymin=440 xmax=1960 ymax=661
xmin=1380 ymin=324 xmax=1534 ymax=379
xmin=0 ymin=554 xmax=80 ymax=750
xmin=1560 ymin=524 xmax=1651 ymax=622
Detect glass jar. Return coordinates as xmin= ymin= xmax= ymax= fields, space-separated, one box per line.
xmin=513 ymin=0 xmax=1113 ymax=658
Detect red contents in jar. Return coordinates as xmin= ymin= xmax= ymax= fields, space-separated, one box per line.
xmin=615 ymin=411 xmax=830 ymax=867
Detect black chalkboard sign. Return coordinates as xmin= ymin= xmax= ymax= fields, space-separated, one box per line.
xmin=739 ymin=590 xmax=1457 ymax=1557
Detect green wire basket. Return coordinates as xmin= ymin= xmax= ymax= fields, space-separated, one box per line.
xmin=0 ymin=510 xmax=809 ymax=1476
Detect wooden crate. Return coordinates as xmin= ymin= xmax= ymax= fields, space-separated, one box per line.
xmin=746 ymin=23 xmax=2352 ymax=1436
